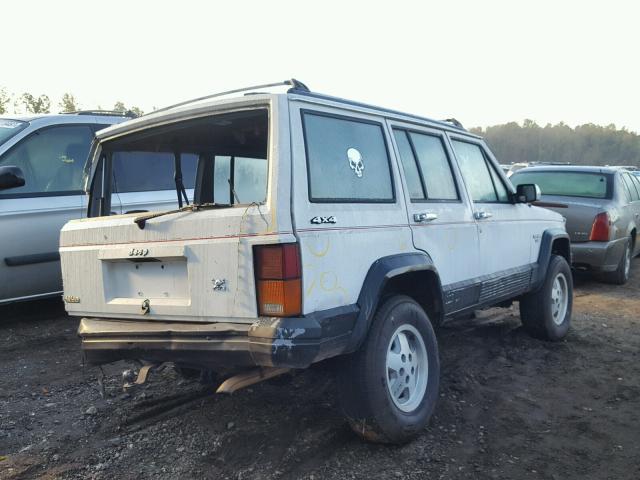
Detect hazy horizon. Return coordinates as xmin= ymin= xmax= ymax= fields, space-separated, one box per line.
xmin=3 ymin=0 xmax=639 ymax=133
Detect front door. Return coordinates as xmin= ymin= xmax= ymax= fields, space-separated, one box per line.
xmin=0 ymin=124 xmax=93 ymax=302
xmin=448 ymin=136 xmax=536 ymax=302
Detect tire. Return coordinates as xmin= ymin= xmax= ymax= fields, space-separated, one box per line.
xmin=600 ymin=239 xmax=632 ymax=285
xmin=336 ymin=295 xmax=440 ymax=444
xmin=520 ymin=255 xmax=573 ymax=341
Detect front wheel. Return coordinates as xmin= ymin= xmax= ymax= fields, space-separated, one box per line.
xmin=336 ymin=295 xmax=440 ymax=444
xmin=520 ymin=255 xmax=573 ymax=341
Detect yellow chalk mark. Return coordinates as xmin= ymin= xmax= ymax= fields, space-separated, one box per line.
xmin=307 ymin=237 xmax=330 ymax=257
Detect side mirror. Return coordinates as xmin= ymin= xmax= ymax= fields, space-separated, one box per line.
xmin=0 ymin=165 xmax=26 ymax=191
xmin=515 ymin=183 xmax=539 ymax=203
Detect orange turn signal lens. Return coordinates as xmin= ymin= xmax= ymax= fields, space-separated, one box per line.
xmin=257 ymin=279 xmax=302 ymax=316
xmin=254 ymin=243 xmax=302 ymax=317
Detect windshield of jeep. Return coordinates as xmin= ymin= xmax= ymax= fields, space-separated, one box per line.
xmin=0 ymin=119 xmax=28 ymax=146
xmin=89 ymin=109 xmax=268 ymax=216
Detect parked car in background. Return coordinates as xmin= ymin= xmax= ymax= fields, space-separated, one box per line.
xmin=0 ymin=112 xmax=197 ymax=305
xmin=60 ymin=80 xmax=572 ymax=444
xmin=511 ymin=166 xmax=640 ymax=284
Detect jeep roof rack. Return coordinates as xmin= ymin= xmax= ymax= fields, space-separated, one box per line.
xmin=66 ymin=109 xmax=138 ymax=118
xmin=142 ymin=78 xmax=469 ymax=134
xmin=288 ymin=90 xmax=469 ymax=133
xmin=442 ymin=118 xmax=464 ymax=129
xmin=146 ymin=79 xmax=309 ymax=117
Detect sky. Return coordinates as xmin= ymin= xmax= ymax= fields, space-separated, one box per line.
xmin=3 ymin=0 xmax=639 ymax=132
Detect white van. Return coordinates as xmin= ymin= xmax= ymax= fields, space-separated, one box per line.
xmin=0 ymin=112 xmax=197 ymax=304
xmin=60 ymin=80 xmax=572 ymax=443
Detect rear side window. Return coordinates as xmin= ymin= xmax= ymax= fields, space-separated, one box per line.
xmin=393 ymin=129 xmax=458 ymax=201
xmin=112 ymin=152 xmax=198 ymax=193
xmin=621 ymin=173 xmax=639 ymax=201
xmin=451 ymin=140 xmax=509 ymax=202
xmin=303 ymin=112 xmax=394 ymax=202
xmin=630 ymin=175 xmax=640 ymax=200
xmin=393 ymin=130 xmax=425 ymax=199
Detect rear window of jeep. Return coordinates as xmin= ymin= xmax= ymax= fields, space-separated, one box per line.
xmin=302 ymin=112 xmax=394 ymax=202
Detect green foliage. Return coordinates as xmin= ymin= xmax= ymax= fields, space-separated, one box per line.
xmin=471 ymin=120 xmax=640 ymax=167
xmin=0 ymin=87 xmax=10 ymax=114
xmin=113 ymin=101 xmax=126 ymax=113
xmin=129 ymin=106 xmax=144 ymax=117
xmin=59 ymin=93 xmax=78 ymax=113
xmin=20 ymin=93 xmax=51 ymax=114
xmin=114 ymin=102 xmax=143 ymax=117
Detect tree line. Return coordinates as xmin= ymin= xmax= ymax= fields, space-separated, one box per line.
xmin=0 ymin=87 xmax=144 ymax=116
xmin=471 ymin=120 xmax=640 ymax=168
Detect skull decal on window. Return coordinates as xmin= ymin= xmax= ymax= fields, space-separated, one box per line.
xmin=347 ymin=148 xmax=364 ymax=178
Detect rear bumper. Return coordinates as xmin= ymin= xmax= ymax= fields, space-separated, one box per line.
xmin=78 ymin=305 xmax=358 ymax=369
xmin=571 ymin=237 xmax=626 ymax=272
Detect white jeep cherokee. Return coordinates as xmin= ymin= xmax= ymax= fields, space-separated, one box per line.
xmin=60 ymin=80 xmax=572 ymax=444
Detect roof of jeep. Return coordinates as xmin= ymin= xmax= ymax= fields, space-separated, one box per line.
xmin=512 ymin=165 xmax=621 ymax=175
xmin=95 ymin=86 xmax=480 ymax=143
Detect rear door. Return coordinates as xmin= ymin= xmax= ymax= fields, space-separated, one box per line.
xmin=388 ymin=121 xmax=480 ymax=313
xmin=0 ymin=123 xmax=94 ymax=301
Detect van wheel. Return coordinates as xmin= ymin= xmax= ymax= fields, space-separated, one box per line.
xmin=336 ymin=295 xmax=439 ymax=444
xmin=520 ymin=255 xmax=572 ymax=340
xmin=601 ymin=239 xmax=632 ymax=285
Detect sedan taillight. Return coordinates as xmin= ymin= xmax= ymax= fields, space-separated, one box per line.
xmin=589 ymin=212 xmax=610 ymax=242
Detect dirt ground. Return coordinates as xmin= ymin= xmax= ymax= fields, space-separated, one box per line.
xmin=1 ymin=261 xmax=639 ymax=480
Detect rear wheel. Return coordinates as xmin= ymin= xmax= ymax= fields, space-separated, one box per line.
xmin=601 ymin=239 xmax=632 ymax=285
xmin=337 ymin=295 xmax=439 ymax=444
xmin=520 ymin=255 xmax=573 ymax=340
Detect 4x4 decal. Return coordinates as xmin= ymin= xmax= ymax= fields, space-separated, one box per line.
xmin=310 ymin=216 xmax=337 ymax=225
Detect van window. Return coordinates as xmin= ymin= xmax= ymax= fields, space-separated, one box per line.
xmin=211 ymin=155 xmax=268 ymax=204
xmin=112 ymin=152 xmax=198 ymax=193
xmin=303 ymin=112 xmax=394 ymax=202
xmin=0 ymin=125 xmax=92 ymax=195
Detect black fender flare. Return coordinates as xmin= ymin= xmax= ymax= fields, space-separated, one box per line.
xmin=346 ymin=252 xmax=443 ymax=352
xmin=532 ymin=228 xmax=571 ymax=290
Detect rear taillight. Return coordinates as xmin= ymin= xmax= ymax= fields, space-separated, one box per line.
xmin=589 ymin=212 xmax=610 ymax=241
xmin=254 ymin=243 xmax=301 ymax=317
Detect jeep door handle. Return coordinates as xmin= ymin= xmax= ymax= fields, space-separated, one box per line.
xmin=474 ymin=211 xmax=493 ymax=220
xmin=414 ymin=212 xmax=438 ymax=223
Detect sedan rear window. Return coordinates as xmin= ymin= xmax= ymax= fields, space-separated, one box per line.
xmin=510 ymin=171 xmax=611 ymax=199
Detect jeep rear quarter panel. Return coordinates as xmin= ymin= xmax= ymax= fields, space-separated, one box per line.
xmin=289 ymin=99 xmax=415 ymax=316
